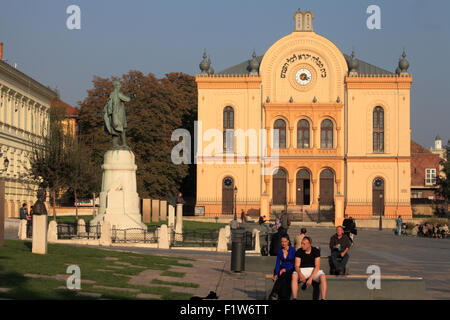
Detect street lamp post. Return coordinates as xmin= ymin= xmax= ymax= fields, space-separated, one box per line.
xmin=233 ymin=185 xmax=238 ymax=221
xmin=0 ymin=155 xmax=10 ymax=247
xmin=379 ymin=193 xmax=383 ymax=231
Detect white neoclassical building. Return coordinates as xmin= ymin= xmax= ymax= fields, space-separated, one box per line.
xmin=0 ymin=47 xmax=56 ymax=218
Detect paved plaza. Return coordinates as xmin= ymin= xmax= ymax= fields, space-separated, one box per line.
xmin=8 ymin=225 xmax=447 ymax=300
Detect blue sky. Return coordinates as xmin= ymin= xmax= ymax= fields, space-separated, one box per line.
xmin=0 ymin=0 xmax=449 ymax=148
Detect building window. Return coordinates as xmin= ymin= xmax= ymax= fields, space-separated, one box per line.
xmin=425 ymin=168 xmax=437 ymax=186
xmin=373 ymin=106 xmax=384 ymax=152
xmin=274 ymin=119 xmax=286 ymax=149
xmin=223 ymin=106 xmax=234 ymax=153
xmin=297 ymin=119 xmax=310 ymax=148
xmin=320 ymin=119 xmax=333 ymax=148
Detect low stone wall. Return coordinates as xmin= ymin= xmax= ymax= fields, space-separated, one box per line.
xmin=265 ymin=274 xmax=426 ymax=300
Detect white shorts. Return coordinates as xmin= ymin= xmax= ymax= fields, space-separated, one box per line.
xmin=293 ymin=267 xmax=325 ymax=282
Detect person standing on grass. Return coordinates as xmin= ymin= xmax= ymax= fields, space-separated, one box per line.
xmin=291 ymin=236 xmax=327 ymax=300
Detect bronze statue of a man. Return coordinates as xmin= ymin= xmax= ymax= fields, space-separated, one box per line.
xmin=104 ymin=81 xmax=130 ymax=148
xmin=32 ymin=189 xmax=48 ymax=216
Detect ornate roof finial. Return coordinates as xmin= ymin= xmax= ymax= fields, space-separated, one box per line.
xmin=199 ymin=49 xmax=211 ymax=75
xmin=398 ymin=49 xmax=409 ymax=75
xmin=207 ymin=56 xmax=214 ymax=75
xmin=348 ymin=50 xmax=359 ymax=76
xmin=248 ymin=50 xmax=259 ymax=76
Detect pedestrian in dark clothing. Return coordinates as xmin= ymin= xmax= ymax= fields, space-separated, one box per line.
xmin=280 ymin=210 xmax=290 ymax=231
xmin=329 ymin=226 xmax=351 ymax=275
xmin=342 ymin=216 xmax=357 ymax=243
xmin=269 ymin=235 xmax=296 ymax=300
xmin=270 ymin=227 xmax=287 ymax=256
xmin=19 ymin=203 xmax=28 ymax=220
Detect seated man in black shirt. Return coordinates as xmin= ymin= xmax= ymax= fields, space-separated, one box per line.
xmin=291 ymin=236 xmax=327 ymax=300
xmin=329 ymin=226 xmax=351 ymax=275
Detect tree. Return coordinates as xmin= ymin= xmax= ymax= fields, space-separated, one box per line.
xmin=29 ymin=104 xmax=72 ymax=220
xmin=436 ymin=140 xmax=450 ymax=214
xmin=77 ymin=71 xmax=197 ymax=201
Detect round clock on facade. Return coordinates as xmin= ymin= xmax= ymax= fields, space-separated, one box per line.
xmin=374 ymin=178 xmax=383 ymax=188
xmin=223 ymin=177 xmax=233 ymax=187
xmin=295 ymin=68 xmax=312 ymax=86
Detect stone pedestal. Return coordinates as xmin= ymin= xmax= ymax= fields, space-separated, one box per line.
xmin=334 ymin=194 xmax=345 ymax=227
xmin=142 ymin=199 xmax=151 ymax=223
xmin=168 ymin=205 xmax=175 ymax=228
xmin=100 ymin=221 xmax=112 ymax=246
xmin=217 ymin=227 xmax=228 ymax=252
xmin=151 ymin=199 xmax=160 ymax=222
xmin=252 ymin=229 xmax=261 ymax=254
xmin=91 ymin=149 xmax=145 ymax=230
xmin=32 ymin=215 xmax=48 ymax=254
xmin=175 ymin=203 xmax=183 ymax=241
xmin=160 ymin=200 xmax=167 ymax=221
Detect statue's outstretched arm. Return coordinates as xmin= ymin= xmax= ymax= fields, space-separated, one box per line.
xmin=119 ymin=92 xmax=131 ymax=102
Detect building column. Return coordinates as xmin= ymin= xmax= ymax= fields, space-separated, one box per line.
xmin=289 ymin=126 xmax=294 ymax=149
xmin=312 ymin=126 xmax=318 ymax=149
xmin=336 ymin=127 xmax=341 ymax=150
xmin=288 ymin=178 xmax=294 ymax=205
xmin=311 ymin=178 xmax=318 ymax=207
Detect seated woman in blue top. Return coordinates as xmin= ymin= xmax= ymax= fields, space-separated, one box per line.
xmin=269 ymin=235 xmax=296 ymax=300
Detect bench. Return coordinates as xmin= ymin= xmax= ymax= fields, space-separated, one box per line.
xmin=264 ymin=274 xmax=426 ymax=300
xmin=245 ymin=255 xmax=349 ymax=275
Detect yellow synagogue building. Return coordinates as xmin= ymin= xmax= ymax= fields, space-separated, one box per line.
xmin=194 ymin=10 xmax=413 ymax=223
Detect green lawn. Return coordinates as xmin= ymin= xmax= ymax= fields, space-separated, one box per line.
xmin=0 ymin=239 xmax=196 ymax=300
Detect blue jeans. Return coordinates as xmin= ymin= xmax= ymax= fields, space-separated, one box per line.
xmin=397 ymin=225 xmax=402 ymax=235
xmin=330 ymin=251 xmax=349 ymax=272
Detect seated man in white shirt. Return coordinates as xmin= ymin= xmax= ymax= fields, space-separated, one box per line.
xmin=291 ymin=236 xmax=327 ymax=300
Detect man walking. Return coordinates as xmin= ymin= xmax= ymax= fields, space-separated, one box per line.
xmin=396 ymin=215 xmax=403 ymax=236
xmin=329 ymin=226 xmax=351 ymax=275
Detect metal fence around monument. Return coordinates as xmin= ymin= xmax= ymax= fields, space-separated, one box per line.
xmin=111 ymin=225 xmax=158 ymax=243
xmin=170 ymin=229 xmax=219 ymax=247
xmin=57 ymin=223 xmax=101 ymax=240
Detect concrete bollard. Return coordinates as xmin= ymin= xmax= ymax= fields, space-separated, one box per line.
xmin=168 ymin=205 xmax=175 ymax=228
xmin=175 ymin=203 xmax=183 ymax=241
xmin=252 ymin=229 xmax=261 ymax=254
xmin=77 ymin=219 xmax=86 ymax=235
xmin=217 ymin=227 xmax=228 ymax=252
xmin=47 ymin=220 xmax=58 ymax=242
xmin=18 ymin=219 xmax=27 ymax=240
xmin=100 ymin=221 xmax=112 ymax=246
xmin=158 ymin=224 xmax=169 ymax=249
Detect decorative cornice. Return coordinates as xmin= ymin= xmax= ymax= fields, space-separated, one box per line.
xmin=345 ymin=74 xmax=412 ymax=89
xmin=196 ymin=74 xmax=262 ymax=89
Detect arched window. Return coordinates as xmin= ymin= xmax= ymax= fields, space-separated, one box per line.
xmin=373 ymin=107 xmax=384 ymax=152
xmin=223 ymin=107 xmax=234 ymax=152
xmin=320 ymin=119 xmax=333 ymax=148
xmin=274 ymin=119 xmax=286 ymax=149
xmin=297 ymin=120 xmax=310 ymax=148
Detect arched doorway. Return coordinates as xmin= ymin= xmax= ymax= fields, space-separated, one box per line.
xmin=372 ymin=177 xmax=385 ymax=216
xmin=319 ymin=169 xmax=334 ymax=205
xmin=222 ymin=177 xmax=234 ymax=215
xmin=272 ymin=168 xmax=287 ymax=205
xmin=296 ymin=169 xmax=311 ymax=205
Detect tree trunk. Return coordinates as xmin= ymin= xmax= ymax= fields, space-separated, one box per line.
xmin=75 ymin=189 xmax=78 ymax=220
xmin=52 ymin=190 xmax=57 ymax=221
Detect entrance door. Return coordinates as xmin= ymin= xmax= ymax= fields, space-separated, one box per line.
xmin=296 ymin=169 xmax=311 ymax=205
xmin=319 ymin=169 xmax=334 ymax=205
xmin=272 ymin=169 xmax=287 ymax=205
xmin=372 ymin=178 xmax=385 ymax=216
xmin=222 ymin=177 xmax=234 ymax=215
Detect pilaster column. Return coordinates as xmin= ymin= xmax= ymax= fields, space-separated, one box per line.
xmin=312 ymin=126 xmax=318 ymax=149
xmin=336 ymin=127 xmax=341 ymax=150
xmin=311 ymin=178 xmax=318 ymax=206
xmin=288 ymin=178 xmax=294 ymax=204
xmin=289 ymin=127 xmax=294 ymax=149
